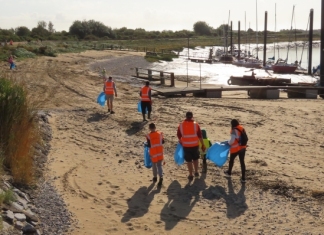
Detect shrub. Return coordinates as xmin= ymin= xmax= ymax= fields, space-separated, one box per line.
xmin=0 ymin=77 xmax=38 ymax=185
xmin=13 ymin=48 xmax=36 ymax=58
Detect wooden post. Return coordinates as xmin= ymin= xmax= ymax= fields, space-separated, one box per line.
xmin=308 ymin=9 xmax=314 ymax=75
xmin=170 ymin=73 xmax=175 ymax=87
xmin=160 ymin=71 xmax=165 ymax=85
xmin=230 ymin=21 xmax=233 ymax=55
xmin=263 ymin=11 xmax=268 ymax=67
xmin=136 ymin=68 xmax=139 ymax=77
xmin=238 ymin=21 xmax=241 ymax=59
xmin=321 ymin=0 xmax=324 ymax=87
xmin=148 ymin=69 xmax=152 ymax=81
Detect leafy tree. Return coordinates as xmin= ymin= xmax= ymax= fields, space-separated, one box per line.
xmin=48 ymin=21 xmax=55 ymax=33
xmin=15 ymin=26 xmax=31 ymax=37
xmin=215 ymin=24 xmax=230 ymax=36
xmin=193 ymin=21 xmax=212 ymax=35
xmin=31 ymin=25 xmax=49 ymax=38
xmin=69 ymin=20 xmax=114 ymax=39
xmin=37 ymin=21 xmax=47 ymax=29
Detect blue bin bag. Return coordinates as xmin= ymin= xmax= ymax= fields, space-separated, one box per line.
xmin=174 ymin=143 xmax=184 ymax=166
xmin=144 ymin=145 xmax=152 ymax=169
xmin=206 ymin=142 xmax=230 ymax=167
xmin=137 ymin=101 xmax=148 ymax=114
xmin=97 ymin=92 xmax=106 ymax=106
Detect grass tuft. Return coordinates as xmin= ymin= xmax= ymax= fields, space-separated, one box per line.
xmin=0 ymin=189 xmax=16 ymax=206
xmin=0 ymin=76 xmax=39 ymax=185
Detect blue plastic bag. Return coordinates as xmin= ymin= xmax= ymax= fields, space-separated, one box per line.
xmin=174 ymin=143 xmax=184 ymax=166
xmin=137 ymin=101 xmax=147 ymax=114
xmin=206 ymin=142 xmax=230 ymax=167
xmin=144 ymin=145 xmax=152 ymax=168
xmin=97 ymin=92 xmax=106 ymax=106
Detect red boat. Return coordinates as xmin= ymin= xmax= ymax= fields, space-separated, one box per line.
xmin=272 ymin=59 xmax=297 ymax=74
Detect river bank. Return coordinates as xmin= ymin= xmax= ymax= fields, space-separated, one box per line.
xmin=1 ymin=50 xmax=323 ymax=234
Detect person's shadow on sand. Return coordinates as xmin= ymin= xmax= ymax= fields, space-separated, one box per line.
xmin=121 ymin=183 xmax=161 ymax=222
xmin=87 ymin=112 xmax=109 ymax=122
xmin=160 ymin=176 xmax=207 ymax=230
xmin=202 ymin=178 xmax=248 ymax=219
xmin=125 ymin=121 xmax=146 ymax=136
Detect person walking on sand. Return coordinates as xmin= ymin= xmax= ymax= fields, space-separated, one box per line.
xmin=103 ymin=76 xmax=117 ymax=114
xmin=8 ymin=55 xmax=15 ymax=70
xmin=224 ymin=119 xmax=247 ymax=183
xmin=177 ymin=112 xmax=206 ymax=180
xmin=146 ymin=123 xmax=165 ymax=186
xmin=101 ymin=69 xmax=108 ymax=83
xmin=139 ymin=81 xmax=152 ymax=122
xmin=199 ymin=129 xmax=212 ymax=173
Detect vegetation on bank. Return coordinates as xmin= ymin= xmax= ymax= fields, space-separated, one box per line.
xmin=0 ymin=19 xmax=320 ymax=63
xmin=0 ymin=77 xmax=38 ymax=185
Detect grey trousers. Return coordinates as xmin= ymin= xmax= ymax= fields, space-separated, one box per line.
xmin=152 ymin=160 xmax=163 ymax=177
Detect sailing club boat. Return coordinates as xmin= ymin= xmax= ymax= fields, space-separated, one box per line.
xmin=272 ymin=5 xmax=298 ymax=73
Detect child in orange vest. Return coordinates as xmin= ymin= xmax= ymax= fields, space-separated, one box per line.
xmin=146 ymin=123 xmax=165 ymax=186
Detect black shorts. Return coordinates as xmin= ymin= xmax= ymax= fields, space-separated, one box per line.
xmin=183 ymin=146 xmax=200 ymax=162
xmin=141 ymin=101 xmax=152 ymax=114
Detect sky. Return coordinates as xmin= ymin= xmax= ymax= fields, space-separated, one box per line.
xmin=0 ymin=0 xmax=321 ymax=32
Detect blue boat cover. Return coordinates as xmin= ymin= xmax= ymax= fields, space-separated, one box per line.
xmin=174 ymin=143 xmax=184 ymax=166
xmin=206 ymin=142 xmax=230 ymax=167
xmin=137 ymin=101 xmax=148 ymax=114
xmin=97 ymin=92 xmax=106 ymax=106
xmin=144 ymin=145 xmax=152 ymax=168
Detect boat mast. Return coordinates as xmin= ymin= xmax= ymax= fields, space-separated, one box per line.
xmin=274 ymin=3 xmax=276 ymax=60
xmin=286 ymin=5 xmax=295 ymax=62
xmin=245 ymin=11 xmax=247 ymax=56
xmin=249 ymin=22 xmax=251 ymax=56
xmin=227 ymin=10 xmax=230 ymax=55
xmin=256 ymin=0 xmax=259 ymax=59
xmin=294 ymin=9 xmax=298 ymax=62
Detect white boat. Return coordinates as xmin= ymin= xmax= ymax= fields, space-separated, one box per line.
xmin=232 ymin=57 xmax=263 ymax=68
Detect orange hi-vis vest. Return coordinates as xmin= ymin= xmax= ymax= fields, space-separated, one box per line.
xmin=105 ymin=81 xmax=115 ymax=95
xmin=179 ymin=121 xmax=199 ymax=147
xmin=141 ymin=86 xmax=151 ymax=101
xmin=146 ymin=131 xmax=164 ymax=163
xmin=230 ymin=125 xmax=245 ymax=153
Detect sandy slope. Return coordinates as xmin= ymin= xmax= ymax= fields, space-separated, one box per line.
xmin=2 ymin=50 xmax=324 ymax=235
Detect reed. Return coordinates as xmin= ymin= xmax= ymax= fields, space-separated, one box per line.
xmin=0 ymin=76 xmax=38 ymax=185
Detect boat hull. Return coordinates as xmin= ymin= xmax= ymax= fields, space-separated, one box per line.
xmin=272 ymin=65 xmax=297 ymax=74
xmin=228 ymin=76 xmax=292 ymax=86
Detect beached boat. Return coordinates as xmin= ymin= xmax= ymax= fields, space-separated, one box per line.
xmin=219 ymin=54 xmax=234 ymax=63
xmin=227 ymin=74 xmax=291 ymax=86
xmin=272 ymin=59 xmax=298 ymax=73
xmin=232 ymin=57 xmax=263 ymax=68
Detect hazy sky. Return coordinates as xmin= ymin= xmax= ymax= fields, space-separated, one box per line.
xmin=0 ymin=0 xmax=321 ymax=32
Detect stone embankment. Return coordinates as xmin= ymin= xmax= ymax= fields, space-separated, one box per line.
xmin=1 ymin=112 xmax=72 ymax=235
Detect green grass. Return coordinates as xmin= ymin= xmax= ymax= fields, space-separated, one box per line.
xmin=0 ymin=189 xmax=16 ymax=205
xmin=0 ymin=34 xmax=320 ymax=62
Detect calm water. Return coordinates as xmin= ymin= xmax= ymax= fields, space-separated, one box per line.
xmin=150 ymin=41 xmax=320 ymax=85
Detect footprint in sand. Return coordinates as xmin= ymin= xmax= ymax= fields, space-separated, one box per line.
xmin=111 ymin=185 xmax=120 ymax=190
xmin=115 ymin=210 xmax=123 ymax=216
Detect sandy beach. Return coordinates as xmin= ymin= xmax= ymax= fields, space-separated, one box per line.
xmin=2 ymin=50 xmax=324 ymax=234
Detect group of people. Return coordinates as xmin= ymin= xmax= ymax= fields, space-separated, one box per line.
xmin=147 ymin=112 xmax=247 ymax=186
xmin=101 ymin=73 xmax=247 ymax=186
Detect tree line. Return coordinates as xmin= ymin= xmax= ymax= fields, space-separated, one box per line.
xmin=0 ymin=20 xmax=318 ymax=42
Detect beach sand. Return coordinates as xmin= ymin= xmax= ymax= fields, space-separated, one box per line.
xmin=2 ymin=50 xmax=324 ymax=234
